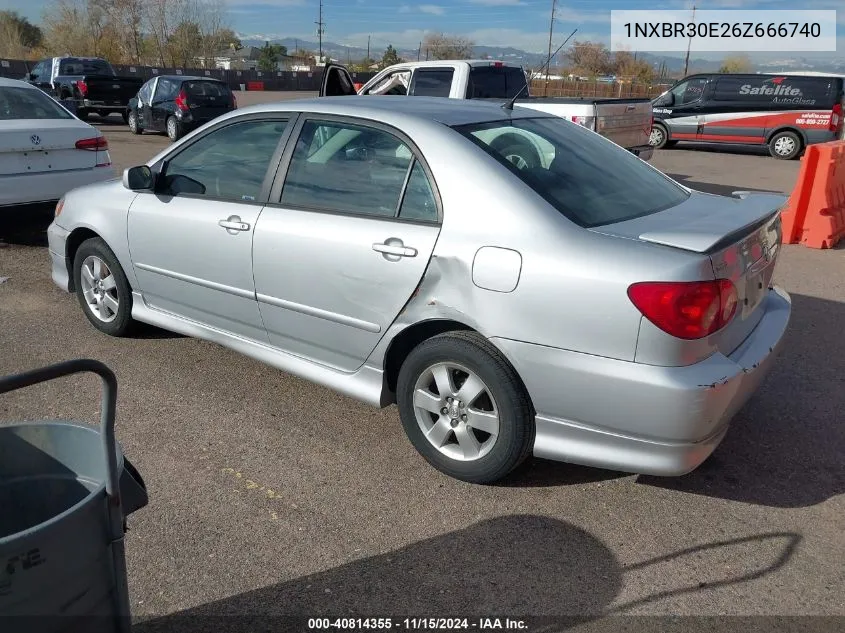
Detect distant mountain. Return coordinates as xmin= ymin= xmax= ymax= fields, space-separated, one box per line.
xmin=239 ymin=36 xmax=844 ymax=76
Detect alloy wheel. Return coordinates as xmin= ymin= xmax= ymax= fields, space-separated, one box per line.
xmin=412 ymin=362 xmax=500 ymax=461
xmin=79 ymin=255 xmax=119 ymax=323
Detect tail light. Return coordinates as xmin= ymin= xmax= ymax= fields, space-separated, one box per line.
xmin=830 ymin=103 xmax=842 ymax=133
xmin=627 ymin=280 xmax=738 ymax=340
xmin=76 ymin=80 xmax=88 ymax=97
xmin=175 ymin=89 xmax=188 ymax=111
xmin=571 ymin=115 xmax=596 ymax=130
xmin=493 ymin=61 xmax=503 ymax=67
xmin=75 ymin=136 xmax=108 ymax=150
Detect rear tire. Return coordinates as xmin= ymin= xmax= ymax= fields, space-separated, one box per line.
xmin=127 ymin=110 xmax=142 ymax=135
xmin=396 ymin=331 xmax=535 ymax=484
xmin=166 ymin=116 xmax=182 ymax=142
xmin=73 ymin=238 xmax=136 ymax=337
xmin=768 ymin=130 xmax=802 ymax=160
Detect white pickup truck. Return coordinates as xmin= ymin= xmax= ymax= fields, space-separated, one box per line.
xmin=320 ymin=60 xmax=654 ymax=161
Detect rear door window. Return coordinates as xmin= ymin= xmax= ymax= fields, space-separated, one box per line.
xmin=280 ymin=119 xmax=424 ymax=219
xmin=410 ymin=69 xmax=454 ymax=97
xmin=466 ymin=66 xmax=528 ymax=99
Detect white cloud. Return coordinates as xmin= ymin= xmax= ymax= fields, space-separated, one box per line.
xmin=419 ymin=4 xmax=445 ymax=15
xmin=555 ymin=8 xmax=611 ymax=25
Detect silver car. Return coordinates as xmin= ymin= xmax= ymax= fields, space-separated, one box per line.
xmin=47 ymin=97 xmax=791 ymax=484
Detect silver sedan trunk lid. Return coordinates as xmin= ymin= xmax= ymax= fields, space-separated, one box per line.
xmin=592 ymin=190 xmax=786 ymax=355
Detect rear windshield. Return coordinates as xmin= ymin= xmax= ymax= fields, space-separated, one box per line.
xmin=0 ymin=86 xmax=73 ymax=120
xmin=184 ymin=81 xmax=231 ymax=98
xmin=466 ymin=66 xmax=528 ymax=99
xmin=59 ymin=58 xmax=113 ymax=76
xmin=455 ymin=117 xmax=690 ymax=228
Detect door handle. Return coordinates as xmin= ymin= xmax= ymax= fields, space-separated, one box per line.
xmin=372 ymin=242 xmax=417 ymax=258
xmin=218 ymin=216 xmax=250 ymax=232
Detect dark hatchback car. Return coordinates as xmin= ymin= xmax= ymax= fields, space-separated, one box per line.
xmin=127 ymin=75 xmax=236 ymax=141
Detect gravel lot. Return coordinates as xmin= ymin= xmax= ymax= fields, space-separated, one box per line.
xmin=1 ymin=92 xmax=843 ymax=626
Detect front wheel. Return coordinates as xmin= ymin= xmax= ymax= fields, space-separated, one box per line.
xmin=73 ymin=237 xmax=136 ymax=337
xmin=396 ymin=331 xmax=535 ymax=484
xmin=166 ymin=116 xmax=182 ymax=142
xmin=768 ymin=130 xmax=802 ymax=160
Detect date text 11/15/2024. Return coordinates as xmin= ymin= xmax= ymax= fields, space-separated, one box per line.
xmin=307 ymin=618 xmax=528 ymax=631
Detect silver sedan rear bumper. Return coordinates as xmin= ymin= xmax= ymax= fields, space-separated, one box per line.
xmin=492 ymin=286 xmax=792 ymax=476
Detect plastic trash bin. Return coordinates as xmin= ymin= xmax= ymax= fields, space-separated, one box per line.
xmin=0 ymin=360 xmax=148 ymax=633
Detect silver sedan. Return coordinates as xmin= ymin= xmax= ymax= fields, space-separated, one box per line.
xmin=47 ymin=97 xmax=791 ymax=484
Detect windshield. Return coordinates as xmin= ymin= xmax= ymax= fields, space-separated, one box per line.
xmin=59 ymin=58 xmax=114 ymax=75
xmin=0 ymin=86 xmax=73 ymax=120
xmin=455 ymin=117 xmax=689 ymax=227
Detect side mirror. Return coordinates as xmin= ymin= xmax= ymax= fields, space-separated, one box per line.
xmin=123 ymin=165 xmax=155 ymax=191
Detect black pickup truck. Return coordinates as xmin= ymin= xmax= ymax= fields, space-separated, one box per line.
xmin=24 ymin=56 xmax=144 ymax=121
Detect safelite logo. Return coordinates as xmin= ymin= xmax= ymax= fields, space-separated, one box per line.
xmin=739 ymin=77 xmax=802 ymax=97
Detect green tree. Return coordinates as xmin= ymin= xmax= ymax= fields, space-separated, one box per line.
xmin=257 ymin=41 xmax=287 ymax=71
xmin=381 ymin=44 xmax=402 ymax=67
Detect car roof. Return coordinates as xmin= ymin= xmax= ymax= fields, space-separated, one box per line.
xmin=153 ymin=75 xmax=225 ymax=82
xmin=236 ymin=95 xmax=552 ymax=127
xmin=373 ymin=59 xmax=524 ymax=70
xmin=0 ymin=77 xmax=38 ymax=89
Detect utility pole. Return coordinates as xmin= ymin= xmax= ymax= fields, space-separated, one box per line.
xmin=417 ymin=41 xmax=421 ymax=61
xmin=367 ymin=35 xmax=371 ymax=61
xmin=544 ymin=0 xmax=557 ymax=96
xmin=315 ymin=0 xmax=325 ymax=60
xmin=683 ymin=4 xmax=695 ymax=76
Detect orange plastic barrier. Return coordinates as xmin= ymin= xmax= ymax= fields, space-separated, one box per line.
xmin=246 ymin=81 xmax=265 ymax=91
xmin=781 ymin=140 xmax=845 ymax=249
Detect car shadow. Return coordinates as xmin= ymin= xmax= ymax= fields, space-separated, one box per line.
xmin=0 ymin=203 xmax=54 ymax=247
xmin=662 ymin=143 xmax=772 ymax=158
xmin=130 ymin=515 xmax=800 ymax=631
xmin=500 ymin=457 xmax=623 ymax=488
xmin=637 ymin=293 xmax=845 ymax=508
xmin=666 ymin=173 xmax=786 ymax=197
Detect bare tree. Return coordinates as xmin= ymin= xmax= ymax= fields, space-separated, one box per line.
xmin=564 ymin=40 xmax=612 ymax=77
xmin=422 ymin=33 xmax=474 ymax=60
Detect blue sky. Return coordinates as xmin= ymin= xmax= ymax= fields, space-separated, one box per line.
xmin=2 ymin=0 xmax=843 ymax=59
